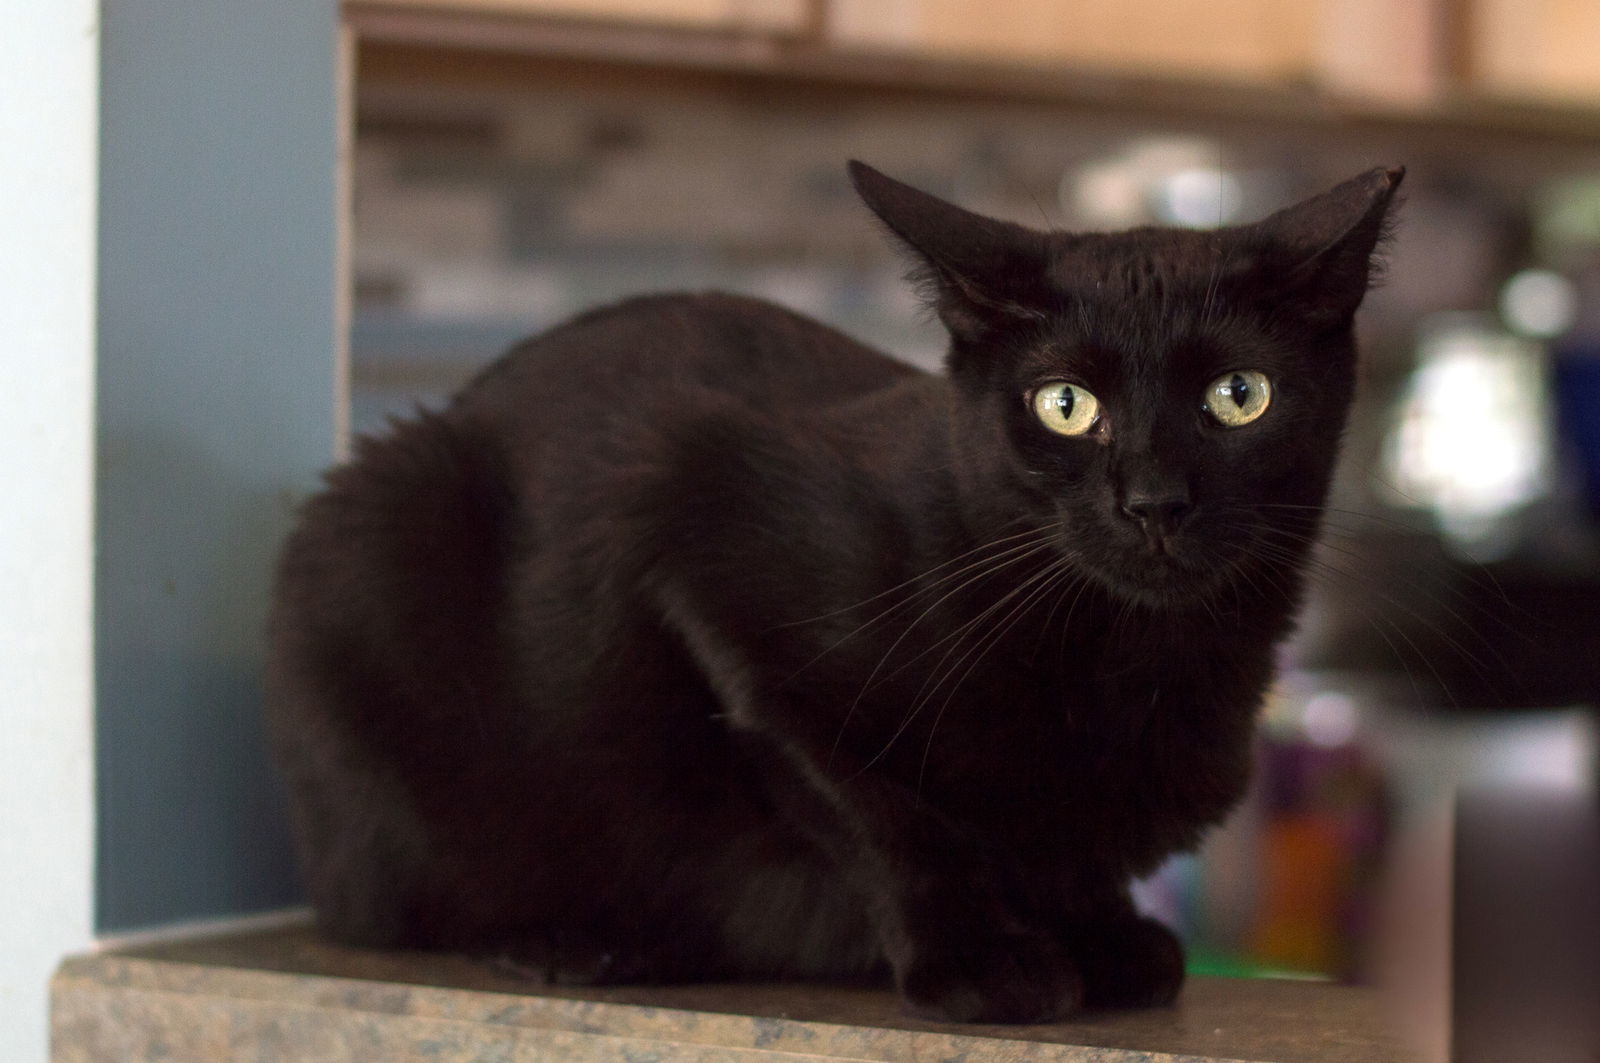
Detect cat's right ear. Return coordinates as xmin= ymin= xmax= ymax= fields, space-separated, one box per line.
xmin=1254 ymin=166 xmax=1405 ymax=332
xmin=849 ymin=161 xmax=1051 ymax=340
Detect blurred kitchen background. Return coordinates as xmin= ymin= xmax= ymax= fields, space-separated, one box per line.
xmin=32 ymin=3 xmax=1600 ymax=1063
xmin=346 ymin=0 xmax=1600 ymax=985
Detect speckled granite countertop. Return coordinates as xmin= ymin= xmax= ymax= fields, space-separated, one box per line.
xmin=51 ymin=926 xmax=1404 ymax=1062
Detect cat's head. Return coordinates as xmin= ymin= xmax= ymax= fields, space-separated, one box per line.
xmin=851 ymin=160 xmax=1403 ymax=608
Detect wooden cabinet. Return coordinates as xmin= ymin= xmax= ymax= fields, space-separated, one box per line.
xmin=353 ymin=0 xmax=808 ymax=33
xmin=1471 ymin=0 xmax=1600 ymax=105
xmin=350 ymin=0 xmax=1600 ymax=118
xmin=827 ymin=0 xmax=1321 ymax=83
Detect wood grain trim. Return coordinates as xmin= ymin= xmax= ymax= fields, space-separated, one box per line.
xmin=343 ymin=1 xmax=1600 ymax=151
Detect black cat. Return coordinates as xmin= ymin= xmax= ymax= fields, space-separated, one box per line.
xmin=268 ymin=161 xmax=1402 ymax=1023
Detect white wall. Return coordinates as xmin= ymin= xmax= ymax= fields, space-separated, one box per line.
xmin=0 ymin=2 xmax=100 ymax=1061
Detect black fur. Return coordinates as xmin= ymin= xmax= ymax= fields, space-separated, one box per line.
xmin=268 ymin=162 xmax=1403 ymax=1022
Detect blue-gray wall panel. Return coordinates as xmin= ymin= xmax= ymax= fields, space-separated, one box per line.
xmin=96 ymin=1 xmax=340 ymax=930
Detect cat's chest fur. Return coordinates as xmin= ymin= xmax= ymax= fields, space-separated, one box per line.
xmin=790 ymin=578 xmax=1263 ymax=858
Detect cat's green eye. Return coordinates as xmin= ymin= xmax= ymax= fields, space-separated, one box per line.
xmin=1204 ymin=370 xmax=1272 ymax=428
xmin=1032 ymin=382 xmax=1101 ymax=437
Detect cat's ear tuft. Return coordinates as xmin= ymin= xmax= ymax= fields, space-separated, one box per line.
xmin=848 ymin=161 xmax=1050 ymax=340
xmin=1255 ymin=166 xmax=1405 ymax=330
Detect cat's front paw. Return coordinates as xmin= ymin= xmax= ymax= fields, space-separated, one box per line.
xmin=1065 ymin=914 xmax=1185 ymax=1009
xmin=896 ymin=930 xmax=1084 ymax=1024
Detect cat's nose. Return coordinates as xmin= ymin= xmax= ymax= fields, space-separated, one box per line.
xmin=1120 ymin=493 xmax=1193 ymax=536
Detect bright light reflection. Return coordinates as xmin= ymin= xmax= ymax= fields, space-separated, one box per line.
xmin=1382 ymin=318 xmax=1552 ymax=551
xmin=1500 ymin=268 xmax=1576 ymax=339
xmin=1156 ymin=169 xmax=1244 ymax=229
xmin=1302 ymin=692 xmax=1359 ymax=749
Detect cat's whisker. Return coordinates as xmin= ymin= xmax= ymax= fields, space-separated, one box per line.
xmin=825 ymin=535 xmax=1058 ymax=766
xmin=889 ymin=560 xmax=1064 ymax=716
xmin=1108 ymin=588 xmax=1142 ymax=654
xmin=1244 ymin=500 xmax=1539 ymax=612
xmin=849 ymin=555 xmax=1070 ymax=780
xmin=1228 ymin=534 xmax=1444 ymax=707
xmin=1240 ymin=518 xmax=1546 ymax=646
xmin=1189 ymin=562 xmax=1229 ymax=625
xmin=903 ymin=566 xmax=1071 ymax=782
xmin=852 ymin=531 xmax=1085 ymax=694
xmin=771 ymin=520 xmax=1045 ymax=632
xmin=1034 ymin=565 xmax=1094 ymax=658
xmin=790 ymin=527 xmax=1054 ymax=686
xmin=1206 ymin=519 xmax=1443 ymax=659
xmin=909 ymin=557 xmax=1072 ymax=699
xmin=1227 ymin=534 xmax=1519 ymax=704
xmin=916 ymin=558 xmax=1077 ymax=793
xmin=1053 ymin=571 xmax=1097 ymax=662
xmin=1211 ymin=553 xmax=1266 ymax=617
xmin=838 ymin=539 xmax=1057 ymax=702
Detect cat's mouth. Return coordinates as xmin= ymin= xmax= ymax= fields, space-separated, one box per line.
xmin=1098 ymin=526 xmax=1233 ymax=602
xmin=1142 ymin=531 xmax=1177 ymax=558
xmin=1122 ymin=548 xmax=1193 ymax=584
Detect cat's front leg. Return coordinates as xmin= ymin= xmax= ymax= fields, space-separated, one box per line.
xmin=889 ymin=848 xmax=1186 ymax=1016
xmin=1026 ymin=876 xmax=1185 ymax=1009
xmin=886 ymin=865 xmax=1085 ymax=1023
xmin=1059 ymin=911 xmax=1185 ymax=1008
xmin=653 ymin=572 xmax=1080 ymax=1021
xmin=741 ymin=736 xmax=1084 ymax=1023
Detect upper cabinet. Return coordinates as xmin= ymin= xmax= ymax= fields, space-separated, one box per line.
xmin=828 ymin=0 xmax=1321 ymax=84
xmin=352 ymin=0 xmax=810 ymax=32
xmin=1471 ymin=0 xmax=1600 ymax=106
xmin=827 ymin=0 xmax=1450 ymax=108
xmin=349 ymin=0 xmax=1600 ymax=116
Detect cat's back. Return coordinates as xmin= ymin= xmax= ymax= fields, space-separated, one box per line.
xmin=267 ymin=289 xmax=920 ymax=949
xmin=456 ymin=291 xmax=920 ymax=427
xmin=272 ymin=291 xmax=923 ymax=744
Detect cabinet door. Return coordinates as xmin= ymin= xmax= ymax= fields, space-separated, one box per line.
xmin=828 ymin=0 xmax=1320 ymax=83
xmin=1472 ymin=0 xmax=1600 ymax=105
xmin=354 ymin=0 xmax=808 ymax=33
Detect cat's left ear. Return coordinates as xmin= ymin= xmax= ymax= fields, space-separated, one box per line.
xmin=849 ymin=160 xmax=1051 ymax=340
xmin=1254 ymin=166 xmax=1404 ymax=331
